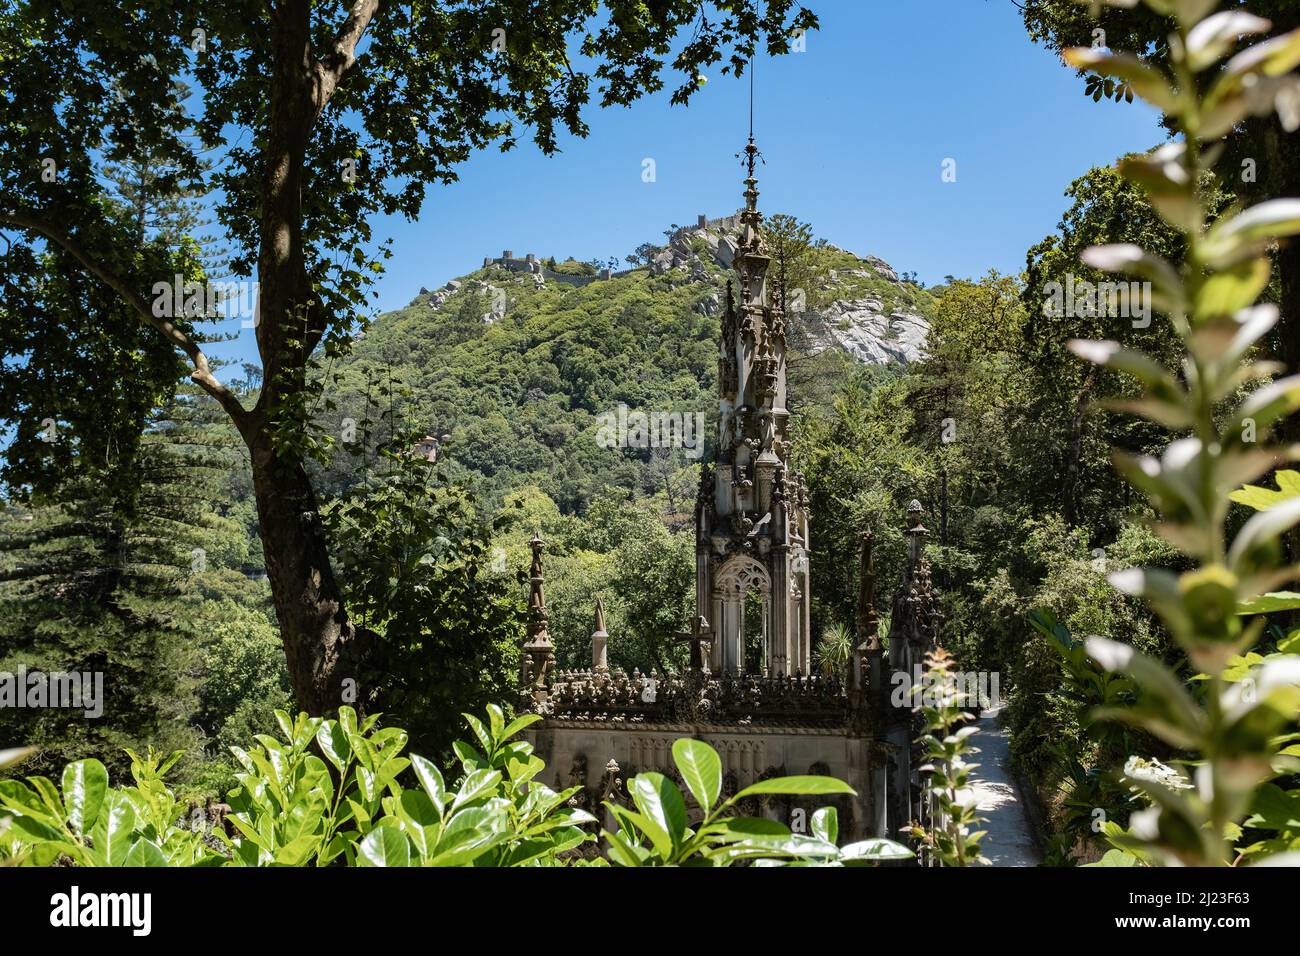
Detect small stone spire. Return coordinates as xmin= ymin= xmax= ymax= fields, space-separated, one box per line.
xmin=521 ymin=532 xmax=555 ymax=701
xmin=591 ymin=594 xmax=609 ymax=675
xmin=856 ymin=531 xmax=881 ymax=653
xmin=852 ymin=530 xmax=886 ymax=713
xmin=905 ymin=499 xmax=929 ymax=569
xmin=737 ymin=136 xmax=768 ymax=266
xmin=890 ymin=501 xmax=942 ymax=675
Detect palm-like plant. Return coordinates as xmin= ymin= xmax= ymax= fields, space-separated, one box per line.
xmin=814 ymin=622 xmax=854 ymax=678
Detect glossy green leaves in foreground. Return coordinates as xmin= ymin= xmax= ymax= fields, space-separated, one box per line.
xmin=0 ymin=748 xmax=206 ymax=867
xmin=1 ymin=704 xmax=910 ymax=867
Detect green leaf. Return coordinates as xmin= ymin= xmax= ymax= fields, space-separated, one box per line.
xmin=89 ymin=793 xmax=137 ymax=867
xmin=1226 ymin=29 xmax=1300 ymax=80
xmin=721 ymin=832 xmax=838 ymax=859
xmin=1196 ymin=257 xmax=1274 ymax=322
xmin=0 ymin=747 xmax=36 ymax=771
xmin=124 ymin=838 xmax=168 ymax=867
xmin=1084 ymin=848 xmax=1141 ymax=867
xmin=672 ymin=738 xmax=721 ymax=814
xmin=1204 ymin=200 xmax=1300 ymax=266
xmin=839 ymin=838 xmax=915 ymax=862
xmin=1244 ymin=784 xmax=1300 ymax=831
xmin=703 ymin=816 xmax=791 ymax=841
xmin=61 ymin=759 xmax=108 ymax=837
xmin=431 ymin=804 xmax=511 ymax=866
xmin=630 ymin=772 xmax=688 ymax=850
xmin=734 ymin=776 xmax=856 ymax=800
xmin=315 ymin=720 xmax=352 ymax=773
xmin=357 ymin=825 xmax=412 ymax=867
xmin=1230 ymin=497 xmax=1300 ymax=571
xmin=1186 ymin=11 xmax=1272 ymax=72
xmin=1231 ymin=471 xmax=1300 ymax=512
xmin=410 ymin=753 xmax=446 ymax=813
xmin=450 ymin=769 xmax=502 ymax=810
xmin=0 ymin=779 xmax=57 ymax=824
xmin=462 ymin=713 xmax=492 ymax=753
xmin=810 ymin=806 xmax=838 ymax=844
xmin=9 ymin=814 xmax=68 ymax=845
xmin=603 ymin=827 xmax=647 ymax=867
xmin=485 ymin=703 xmax=505 ymax=744
xmin=1238 ymin=592 xmax=1300 ymax=615
xmin=273 ymin=834 xmax=322 ymax=866
xmin=500 ymin=712 xmax=542 ymax=741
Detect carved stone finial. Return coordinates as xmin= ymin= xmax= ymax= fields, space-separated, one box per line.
xmin=591 ymin=594 xmax=609 ymax=674
xmin=857 ymin=531 xmax=881 ymax=653
xmin=521 ymin=533 xmax=555 ymax=703
xmin=904 ymin=500 xmax=929 ymax=566
xmin=889 ymin=503 xmax=942 ymax=678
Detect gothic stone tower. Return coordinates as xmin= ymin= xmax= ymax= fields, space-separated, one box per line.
xmin=694 ymin=138 xmax=812 ymax=678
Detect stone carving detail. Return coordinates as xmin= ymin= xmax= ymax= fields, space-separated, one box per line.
xmin=537 ymin=667 xmax=848 ymax=726
xmin=715 ymin=553 xmax=770 ymax=598
xmin=566 ymin=754 xmax=592 ymax=813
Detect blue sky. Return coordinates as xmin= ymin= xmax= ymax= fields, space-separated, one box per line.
xmin=209 ymin=0 xmax=1167 ymax=368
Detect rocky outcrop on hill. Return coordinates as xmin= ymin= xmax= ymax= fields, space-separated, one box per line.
xmin=801 ymin=297 xmax=929 ymax=365
xmin=655 ymin=216 xmax=931 ymax=365
xmin=410 ymin=212 xmax=932 ymax=366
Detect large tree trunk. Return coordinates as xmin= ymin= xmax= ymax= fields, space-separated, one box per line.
xmin=249 ymin=432 xmax=371 ymax=714
xmin=244 ymin=0 xmax=379 ymax=714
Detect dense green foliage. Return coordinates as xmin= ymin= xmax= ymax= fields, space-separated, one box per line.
xmin=321 ymin=454 xmax=523 ymax=764
xmin=0 ymin=385 xmax=271 ymax=783
xmin=317 ymin=267 xmax=722 ymax=511
xmin=1057 ymin=0 xmax=1300 ymax=867
xmin=0 ymin=705 xmax=908 ymax=867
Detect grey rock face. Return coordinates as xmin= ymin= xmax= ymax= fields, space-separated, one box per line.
xmin=800 ymin=298 xmax=929 ymax=365
xmin=695 ymin=290 xmax=722 ymax=317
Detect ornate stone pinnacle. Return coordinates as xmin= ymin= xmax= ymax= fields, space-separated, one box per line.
xmin=526 ymin=531 xmax=550 ymax=643
xmin=857 ymin=530 xmax=881 ymax=653
xmin=521 ymin=532 xmax=554 ymax=702
xmin=592 ymin=594 xmax=609 ymax=674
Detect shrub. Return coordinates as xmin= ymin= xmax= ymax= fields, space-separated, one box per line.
xmin=0 ymin=705 xmax=912 ymax=867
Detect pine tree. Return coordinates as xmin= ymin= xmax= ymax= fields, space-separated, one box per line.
xmin=0 ymin=384 xmax=248 ymax=780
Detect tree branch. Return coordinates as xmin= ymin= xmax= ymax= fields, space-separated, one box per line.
xmin=312 ymin=0 xmax=383 ymax=120
xmin=0 ymin=210 xmax=255 ymax=437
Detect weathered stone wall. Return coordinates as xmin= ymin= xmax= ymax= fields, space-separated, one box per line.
xmin=526 ymin=721 xmax=882 ymax=840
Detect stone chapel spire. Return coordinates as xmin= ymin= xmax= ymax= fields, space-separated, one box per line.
xmin=695 ymin=129 xmax=808 ymax=679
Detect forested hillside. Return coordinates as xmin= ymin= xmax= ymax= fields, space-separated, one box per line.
xmin=313 ymin=214 xmax=939 ymax=510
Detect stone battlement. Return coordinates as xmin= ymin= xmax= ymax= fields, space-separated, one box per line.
xmin=537 ymin=667 xmax=851 ymax=728
xmin=479 ymin=250 xmax=632 ymax=288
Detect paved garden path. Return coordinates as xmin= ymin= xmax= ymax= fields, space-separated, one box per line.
xmin=968 ymin=705 xmax=1042 ymax=867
